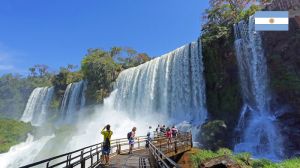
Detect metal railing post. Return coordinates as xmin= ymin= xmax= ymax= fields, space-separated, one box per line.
xmin=80 ymin=150 xmax=85 ymax=168
xmin=90 ymin=147 xmax=93 ymax=166
xmin=96 ymin=145 xmax=99 ymax=162
xmin=175 ymin=141 xmax=177 ymax=153
xmin=190 ymin=131 xmax=193 ymax=148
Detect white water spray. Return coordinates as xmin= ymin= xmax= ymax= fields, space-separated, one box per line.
xmin=67 ymin=40 xmax=208 ymax=151
xmin=20 ymin=87 xmax=54 ymax=126
xmin=233 ymin=16 xmax=283 ymax=160
xmin=114 ymin=40 xmax=207 ymax=125
xmin=60 ymin=81 xmax=87 ymax=123
xmin=0 ymin=134 xmax=54 ymax=168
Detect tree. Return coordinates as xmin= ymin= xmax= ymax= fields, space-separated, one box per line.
xmin=202 ymin=0 xmax=265 ymax=43
xmin=31 ymin=64 xmax=49 ymax=77
xmin=28 ymin=67 xmax=37 ymax=77
xmin=81 ymin=48 xmax=121 ymax=103
xmin=110 ymin=47 xmax=122 ymax=58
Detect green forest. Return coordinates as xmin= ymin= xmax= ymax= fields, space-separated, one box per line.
xmin=1 ymin=0 xmax=300 ymax=167
xmin=0 ymin=47 xmax=150 ymax=153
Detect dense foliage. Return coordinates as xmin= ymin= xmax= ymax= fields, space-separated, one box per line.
xmin=192 ymin=148 xmax=300 ymax=168
xmin=0 ymin=73 xmax=52 ymax=119
xmin=202 ymin=0 xmax=269 ymax=44
xmin=201 ymin=0 xmax=270 ymax=150
xmin=0 ymin=46 xmax=150 ymax=118
xmin=0 ymin=119 xmax=34 ymax=153
xmin=81 ymin=47 xmax=150 ymax=104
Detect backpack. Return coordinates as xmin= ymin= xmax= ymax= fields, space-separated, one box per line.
xmin=103 ymin=131 xmax=112 ymax=148
xmin=172 ymin=129 xmax=177 ymax=136
xmin=127 ymin=132 xmax=132 ymax=140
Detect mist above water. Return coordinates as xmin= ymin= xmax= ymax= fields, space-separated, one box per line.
xmin=233 ymin=16 xmax=283 ymax=160
xmin=20 ymin=87 xmax=54 ymax=126
xmin=0 ymin=134 xmax=54 ymax=168
xmin=0 ymin=40 xmax=208 ymax=167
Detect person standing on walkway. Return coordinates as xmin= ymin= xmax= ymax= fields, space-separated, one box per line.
xmin=160 ymin=125 xmax=166 ymax=136
xmin=101 ymin=124 xmax=113 ymax=166
xmin=155 ymin=124 xmax=160 ymax=137
xmin=171 ymin=125 xmax=178 ymax=138
xmin=166 ymin=127 xmax=172 ymax=149
xmin=146 ymin=126 xmax=153 ymax=148
xmin=128 ymin=127 xmax=136 ymax=154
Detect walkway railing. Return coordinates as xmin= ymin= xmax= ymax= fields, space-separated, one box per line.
xmin=20 ymin=131 xmax=192 ymax=168
xmin=20 ymin=136 xmax=147 ymax=168
xmin=149 ymin=132 xmax=192 ymax=168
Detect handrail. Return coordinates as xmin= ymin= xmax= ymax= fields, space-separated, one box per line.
xmin=148 ymin=141 xmax=180 ymax=168
xmin=20 ymin=131 xmax=192 ymax=168
xmin=148 ymin=131 xmax=192 ymax=168
xmin=20 ymin=136 xmax=147 ymax=168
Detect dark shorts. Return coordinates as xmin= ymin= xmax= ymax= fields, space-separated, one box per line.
xmin=102 ymin=146 xmax=110 ymax=155
xmin=129 ymin=139 xmax=135 ymax=146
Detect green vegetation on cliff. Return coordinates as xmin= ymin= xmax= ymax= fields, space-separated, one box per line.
xmin=201 ymin=0 xmax=269 ymax=149
xmin=0 ymin=119 xmax=34 ymax=153
xmin=0 ymin=72 xmax=52 ymax=119
xmin=0 ymin=46 xmax=150 ymax=119
xmin=192 ymin=148 xmax=300 ymax=168
xmin=81 ymin=47 xmax=150 ymax=104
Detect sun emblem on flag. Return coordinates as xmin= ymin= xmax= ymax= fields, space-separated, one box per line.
xmin=269 ymin=18 xmax=275 ymax=24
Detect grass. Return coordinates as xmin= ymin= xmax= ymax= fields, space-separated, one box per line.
xmin=191 ymin=148 xmax=300 ymax=168
xmin=0 ymin=119 xmax=33 ymax=153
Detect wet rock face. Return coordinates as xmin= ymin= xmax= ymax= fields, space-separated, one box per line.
xmin=200 ymin=120 xmax=229 ymax=151
xmin=262 ymin=17 xmax=300 ymax=157
xmin=200 ymin=155 xmax=241 ymax=168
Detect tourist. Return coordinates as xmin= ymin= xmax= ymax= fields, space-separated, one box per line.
xmin=156 ymin=124 xmax=160 ymax=137
xmin=171 ymin=125 xmax=178 ymax=138
xmin=128 ymin=127 xmax=136 ymax=154
xmin=101 ymin=124 xmax=113 ymax=166
xmin=146 ymin=126 xmax=153 ymax=148
xmin=165 ymin=127 xmax=172 ymax=150
xmin=160 ymin=125 xmax=166 ymax=136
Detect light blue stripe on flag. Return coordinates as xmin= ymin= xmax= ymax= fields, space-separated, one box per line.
xmin=255 ymin=11 xmax=289 ymax=18
xmin=255 ymin=11 xmax=289 ymax=31
xmin=255 ymin=24 xmax=288 ymax=31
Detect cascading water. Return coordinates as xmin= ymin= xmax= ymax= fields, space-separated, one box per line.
xmin=0 ymin=134 xmax=54 ymax=168
xmin=66 ymin=40 xmax=208 ymax=151
xmin=60 ymin=80 xmax=86 ymax=122
xmin=3 ymin=41 xmax=207 ymax=167
xmin=20 ymin=87 xmax=54 ymax=126
xmin=114 ymin=39 xmax=207 ymax=125
xmin=233 ymin=16 xmax=283 ymax=160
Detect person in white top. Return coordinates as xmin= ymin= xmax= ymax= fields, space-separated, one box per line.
xmin=146 ymin=126 xmax=153 ymax=148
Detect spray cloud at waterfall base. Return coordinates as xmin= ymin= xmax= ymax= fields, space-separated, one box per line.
xmin=233 ymin=15 xmax=284 ymax=161
xmin=0 ymin=40 xmax=207 ymax=167
xmin=69 ymin=40 xmax=208 ymax=148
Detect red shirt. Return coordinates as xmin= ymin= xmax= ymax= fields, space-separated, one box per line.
xmin=166 ymin=131 xmax=172 ymax=138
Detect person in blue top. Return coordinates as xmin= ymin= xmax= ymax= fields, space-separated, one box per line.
xmin=128 ymin=127 xmax=136 ymax=154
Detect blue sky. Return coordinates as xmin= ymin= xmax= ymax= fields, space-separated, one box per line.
xmin=0 ymin=0 xmax=209 ymax=75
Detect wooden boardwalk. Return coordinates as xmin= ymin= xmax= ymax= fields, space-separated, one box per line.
xmin=96 ymin=149 xmax=152 ymax=168
xmin=20 ymin=132 xmax=193 ymax=168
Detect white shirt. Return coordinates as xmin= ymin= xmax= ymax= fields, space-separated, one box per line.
xmin=147 ymin=128 xmax=154 ymax=139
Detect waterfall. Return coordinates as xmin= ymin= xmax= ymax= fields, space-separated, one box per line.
xmin=60 ymin=81 xmax=87 ymax=122
xmin=20 ymin=87 xmax=54 ymax=126
xmin=65 ymin=40 xmax=208 ymax=152
xmin=114 ymin=40 xmax=207 ymax=125
xmin=233 ymin=16 xmax=283 ymax=160
xmin=0 ymin=134 xmax=54 ymax=168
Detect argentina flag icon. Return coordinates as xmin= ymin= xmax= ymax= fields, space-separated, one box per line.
xmin=255 ymin=11 xmax=289 ymax=31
